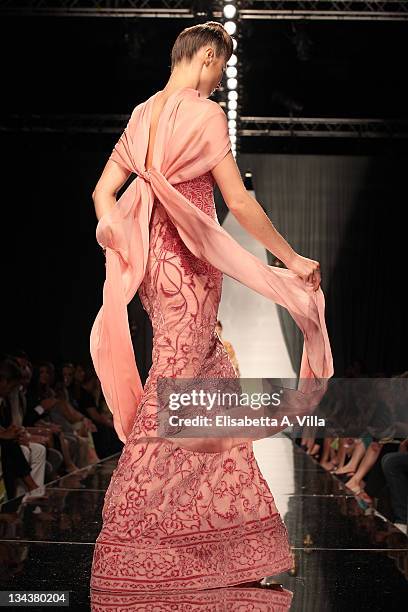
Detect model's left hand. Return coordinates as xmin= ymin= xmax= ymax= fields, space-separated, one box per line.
xmin=287 ymin=253 xmax=321 ymax=291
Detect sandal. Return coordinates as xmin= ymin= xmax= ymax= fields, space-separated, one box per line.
xmin=259 ymin=583 xmax=284 ymax=591
xmin=358 ymin=490 xmax=373 ymax=504
xmin=336 ymin=473 xmax=356 ymax=482
xmin=231 ymin=580 xmax=261 ymax=588
xmin=345 ymin=483 xmax=363 ymax=495
xmin=339 ymin=468 xmax=356 ymax=476
xmin=231 ymin=580 xmax=284 ymax=590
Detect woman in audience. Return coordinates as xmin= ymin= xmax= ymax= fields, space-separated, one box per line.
xmin=25 ymin=361 xmax=81 ymax=472
xmin=72 ymin=365 xmax=123 ymax=458
xmin=53 ymin=368 xmax=100 ymax=465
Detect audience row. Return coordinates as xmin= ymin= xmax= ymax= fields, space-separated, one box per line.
xmin=0 ymin=350 xmax=123 ymax=504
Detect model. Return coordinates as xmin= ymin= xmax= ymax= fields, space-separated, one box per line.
xmin=89 ymin=21 xmax=333 ymax=594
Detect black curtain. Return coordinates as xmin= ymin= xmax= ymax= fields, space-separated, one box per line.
xmin=237 ymin=153 xmax=408 ymax=377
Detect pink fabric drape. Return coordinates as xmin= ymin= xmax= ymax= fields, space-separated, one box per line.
xmin=90 ymin=87 xmax=334 ymax=444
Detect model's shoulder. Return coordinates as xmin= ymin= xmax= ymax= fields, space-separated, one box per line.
xmin=131 ymin=100 xmax=145 ymax=115
xmin=120 ymin=101 xmax=143 ymax=126
xmin=130 ymin=92 xmax=156 ymax=115
xmin=185 ymin=95 xmax=222 ymax=113
xmin=199 ymin=97 xmax=224 ymax=115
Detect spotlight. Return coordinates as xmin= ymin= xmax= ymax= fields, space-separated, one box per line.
xmin=224 ymin=21 xmax=236 ymax=35
xmin=223 ymin=4 xmax=237 ymax=19
xmin=226 ymin=66 xmax=237 ymax=79
xmin=244 ymin=172 xmax=254 ymax=190
xmin=227 ymin=77 xmax=237 ymax=90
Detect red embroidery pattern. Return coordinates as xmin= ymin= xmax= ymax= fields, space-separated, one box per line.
xmin=91 ymin=584 xmax=294 ymax=610
xmin=159 ymin=172 xmax=220 ymax=278
xmin=90 ymin=171 xmax=293 ymax=593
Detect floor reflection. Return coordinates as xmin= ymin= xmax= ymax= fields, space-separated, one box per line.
xmin=1 ymin=438 xmax=407 ymax=610
xmin=90 ymin=585 xmax=293 ymax=611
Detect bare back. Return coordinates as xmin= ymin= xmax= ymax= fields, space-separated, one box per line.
xmin=144 ymin=92 xmax=169 ymax=172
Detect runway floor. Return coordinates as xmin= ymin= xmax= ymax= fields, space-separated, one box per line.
xmin=0 ymin=434 xmax=407 ymax=610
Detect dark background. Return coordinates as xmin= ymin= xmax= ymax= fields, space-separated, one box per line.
xmin=2 ymin=18 xmax=407 ymax=117
xmin=1 ymin=11 xmax=407 ymax=375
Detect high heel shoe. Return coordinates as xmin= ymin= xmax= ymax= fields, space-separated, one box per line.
xmin=230 ymin=579 xmax=284 ymax=590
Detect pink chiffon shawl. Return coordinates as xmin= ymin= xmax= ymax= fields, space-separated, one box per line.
xmin=90 ymin=87 xmax=334 ymax=444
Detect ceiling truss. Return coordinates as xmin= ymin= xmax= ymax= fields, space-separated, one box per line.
xmin=2 ymin=113 xmax=408 ymax=139
xmin=1 ymin=2 xmax=406 ymax=143
xmin=0 ymin=0 xmax=407 ymax=20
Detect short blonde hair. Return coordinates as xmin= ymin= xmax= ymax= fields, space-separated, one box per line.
xmin=170 ymin=21 xmax=233 ymax=72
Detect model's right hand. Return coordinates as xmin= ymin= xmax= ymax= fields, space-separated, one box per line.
xmin=287 ymin=253 xmax=321 ymax=291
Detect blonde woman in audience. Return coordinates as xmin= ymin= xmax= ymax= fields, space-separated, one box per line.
xmin=53 ymin=378 xmax=99 ymax=466
xmin=215 ymin=319 xmax=240 ymax=377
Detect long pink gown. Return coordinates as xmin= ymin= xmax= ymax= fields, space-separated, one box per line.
xmin=90 ymin=171 xmax=295 ymax=592
xmin=90 ymin=87 xmax=333 ymax=594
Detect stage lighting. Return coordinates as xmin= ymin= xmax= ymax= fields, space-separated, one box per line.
xmin=224 ymin=21 xmax=236 ymax=35
xmin=226 ymin=66 xmax=237 ymax=78
xmin=223 ymin=4 xmax=237 ymax=19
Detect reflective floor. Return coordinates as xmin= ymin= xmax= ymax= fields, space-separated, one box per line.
xmin=0 ymin=435 xmax=407 ymax=610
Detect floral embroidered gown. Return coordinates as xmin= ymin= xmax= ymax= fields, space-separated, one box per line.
xmin=90 ymin=170 xmax=294 ymax=594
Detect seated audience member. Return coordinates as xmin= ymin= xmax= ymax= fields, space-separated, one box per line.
xmin=329 ymin=437 xmax=370 ymax=475
xmin=215 ymin=320 xmax=241 ymax=377
xmin=59 ymin=361 xmax=101 ymax=463
xmin=0 ymin=358 xmax=47 ymax=501
xmin=53 ymin=369 xmax=99 ymax=465
xmin=381 ymin=439 xmax=408 ymax=534
xmin=8 ymin=350 xmax=63 ymax=480
xmin=71 ymin=365 xmax=123 ymax=458
xmin=61 ymin=362 xmax=81 ymax=410
xmin=25 ymin=361 xmax=81 ymax=472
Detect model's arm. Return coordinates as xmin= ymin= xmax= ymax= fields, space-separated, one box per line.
xmin=211 ymin=151 xmax=321 ymax=290
xmin=92 ymin=160 xmax=132 ymax=221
